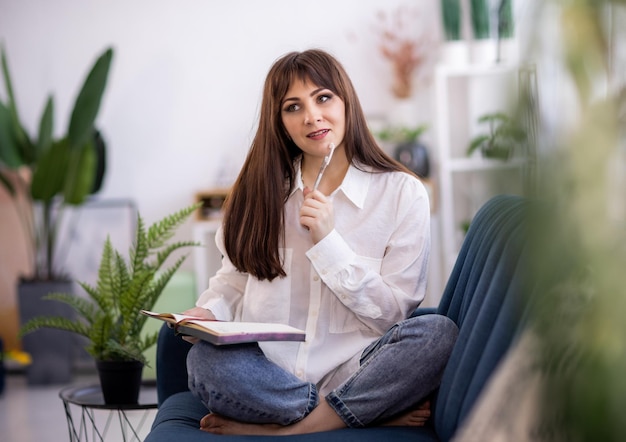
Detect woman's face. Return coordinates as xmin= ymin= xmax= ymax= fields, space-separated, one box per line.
xmin=280 ymin=78 xmax=345 ymax=158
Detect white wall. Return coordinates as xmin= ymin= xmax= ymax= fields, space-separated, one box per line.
xmin=0 ymin=0 xmax=441 ymax=229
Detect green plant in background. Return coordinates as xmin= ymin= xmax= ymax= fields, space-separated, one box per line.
xmin=467 ymin=112 xmax=526 ymax=160
xmin=0 ymin=46 xmax=113 ymax=281
xmin=19 ymin=203 xmax=200 ymax=363
xmin=375 ymin=124 xmax=427 ymax=144
xmin=522 ymin=1 xmax=626 ymax=440
xmin=470 ymin=0 xmax=491 ymax=40
xmin=441 ymin=0 xmax=462 ymax=41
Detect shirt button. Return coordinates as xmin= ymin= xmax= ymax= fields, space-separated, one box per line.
xmin=313 ymin=276 xmax=319 ymax=281
xmin=296 ymin=370 xmax=303 ymax=378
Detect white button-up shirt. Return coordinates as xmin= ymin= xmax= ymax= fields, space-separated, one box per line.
xmin=196 ymin=161 xmax=430 ymax=395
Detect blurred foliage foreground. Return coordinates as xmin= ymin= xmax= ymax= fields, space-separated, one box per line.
xmin=524 ymin=1 xmax=626 ymax=441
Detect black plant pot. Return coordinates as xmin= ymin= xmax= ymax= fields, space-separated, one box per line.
xmin=394 ymin=141 xmax=430 ymax=179
xmin=96 ymin=360 xmax=144 ymax=405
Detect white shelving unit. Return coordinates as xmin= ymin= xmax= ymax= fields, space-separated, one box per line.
xmin=435 ymin=63 xmax=526 ymax=279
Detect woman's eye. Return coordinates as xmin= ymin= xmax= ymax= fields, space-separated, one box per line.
xmin=318 ymin=94 xmax=331 ymax=104
xmin=284 ymin=103 xmax=300 ymax=112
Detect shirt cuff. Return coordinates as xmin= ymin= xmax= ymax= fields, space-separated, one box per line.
xmin=306 ymin=229 xmax=355 ymax=277
xmin=196 ymin=296 xmax=233 ymax=321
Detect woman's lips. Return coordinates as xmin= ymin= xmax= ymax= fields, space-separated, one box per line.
xmin=307 ymin=129 xmax=329 ymax=140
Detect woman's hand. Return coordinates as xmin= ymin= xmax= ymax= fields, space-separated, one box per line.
xmin=180 ymin=307 xmax=216 ymax=344
xmin=300 ymin=188 xmax=334 ymax=244
xmin=182 ymin=307 xmax=216 ymax=320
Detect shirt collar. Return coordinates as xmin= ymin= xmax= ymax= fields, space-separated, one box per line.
xmin=291 ymin=157 xmax=370 ymax=210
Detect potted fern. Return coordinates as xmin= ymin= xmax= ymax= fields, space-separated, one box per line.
xmin=20 ymin=203 xmax=200 ymax=404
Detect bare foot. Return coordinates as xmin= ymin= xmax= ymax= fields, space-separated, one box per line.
xmin=199 ymin=398 xmax=345 ymax=436
xmin=384 ymin=400 xmax=431 ymax=427
xmin=200 ymin=413 xmax=289 ymax=436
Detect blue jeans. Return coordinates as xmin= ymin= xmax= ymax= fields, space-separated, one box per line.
xmin=186 ymin=314 xmax=458 ymax=427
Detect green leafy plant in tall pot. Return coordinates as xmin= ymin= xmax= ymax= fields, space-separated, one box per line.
xmin=469 ymin=0 xmax=495 ymax=63
xmin=440 ymin=0 xmax=468 ymax=66
xmin=0 ymin=45 xmax=114 ymax=384
xmin=20 ymin=203 xmax=200 ymax=404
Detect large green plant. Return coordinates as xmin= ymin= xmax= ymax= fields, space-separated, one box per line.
xmin=19 ymin=203 xmax=200 ymax=363
xmin=0 ymin=46 xmax=113 ymax=281
xmin=524 ymin=1 xmax=626 ymax=440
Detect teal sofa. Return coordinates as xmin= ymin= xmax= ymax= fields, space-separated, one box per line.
xmin=146 ymin=194 xmax=531 ymax=442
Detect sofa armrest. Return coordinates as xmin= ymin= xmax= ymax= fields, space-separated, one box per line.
xmin=410 ymin=307 xmax=438 ymax=318
xmin=156 ymin=323 xmax=193 ymax=406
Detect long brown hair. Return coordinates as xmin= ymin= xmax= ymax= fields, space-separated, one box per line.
xmin=223 ymin=49 xmax=409 ymax=281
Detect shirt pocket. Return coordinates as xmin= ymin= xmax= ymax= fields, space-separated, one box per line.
xmin=241 ymin=248 xmax=293 ymax=324
xmin=329 ymin=255 xmax=383 ymax=334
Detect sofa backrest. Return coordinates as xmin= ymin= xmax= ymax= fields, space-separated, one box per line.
xmin=432 ymin=194 xmax=530 ymax=441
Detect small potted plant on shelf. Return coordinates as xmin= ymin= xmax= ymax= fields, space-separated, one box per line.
xmin=376 ymin=124 xmax=430 ymax=179
xmin=467 ymin=112 xmax=526 ymax=161
xmin=19 ymin=203 xmax=200 ymax=404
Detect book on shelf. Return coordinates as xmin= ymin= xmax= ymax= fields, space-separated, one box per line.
xmin=140 ymin=310 xmax=306 ymax=345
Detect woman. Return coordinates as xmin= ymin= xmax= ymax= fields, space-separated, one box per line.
xmin=184 ymin=49 xmax=458 ymax=436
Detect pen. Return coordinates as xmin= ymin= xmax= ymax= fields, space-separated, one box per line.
xmin=312 ymin=143 xmax=336 ymax=191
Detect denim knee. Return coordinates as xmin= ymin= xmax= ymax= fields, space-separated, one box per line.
xmin=327 ymin=314 xmax=458 ymax=427
xmin=186 ymin=341 xmax=319 ymax=425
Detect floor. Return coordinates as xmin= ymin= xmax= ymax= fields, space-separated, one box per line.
xmin=0 ymin=371 xmax=159 ymax=442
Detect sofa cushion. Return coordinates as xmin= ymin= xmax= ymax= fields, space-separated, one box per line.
xmin=147 ymin=391 xmax=441 ymax=442
xmin=432 ymin=195 xmax=530 ymax=441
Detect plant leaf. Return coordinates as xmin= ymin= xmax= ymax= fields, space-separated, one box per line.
xmin=20 ymin=316 xmax=90 ymax=338
xmin=63 ymin=140 xmax=96 ymax=205
xmin=467 ymin=134 xmax=490 ymax=155
xmin=477 ymin=112 xmax=509 ymax=124
xmin=45 ymin=292 xmax=99 ymax=324
xmin=0 ymin=100 xmax=23 ymax=168
xmin=36 ymin=96 xmax=54 ymax=159
xmin=30 ymin=139 xmax=70 ymax=202
xmin=1 ymin=45 xmax=29 ymax=150
xmin=68 ymin=47 xmax=113 ymax=149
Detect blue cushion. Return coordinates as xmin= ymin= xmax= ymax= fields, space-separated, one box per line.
xmin=147 ymin=391 xmax=440 ymax=442
xmin=156 ymin=323 xmax=192 ymax=406
xmin=432 ymin=195 xmax=529 ymax=441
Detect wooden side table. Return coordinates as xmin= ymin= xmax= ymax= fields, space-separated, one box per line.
xmin=59 ymin=384 xmax=158 ymax=442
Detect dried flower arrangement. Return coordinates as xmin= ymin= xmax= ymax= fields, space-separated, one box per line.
xmin=373 ymin=5 xmax=431 ymax=99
